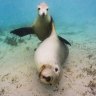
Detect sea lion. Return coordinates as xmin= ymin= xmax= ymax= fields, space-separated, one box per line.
xmin=10 ymin=2 xmax=71 ymax=46
xmin=34 ymin=22 xmax=69 ymax=84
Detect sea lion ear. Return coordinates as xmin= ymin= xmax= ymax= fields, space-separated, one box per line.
xmin=49 ymin=16 xmax=55 ymax=33
xmin=41 ymin=65 xmax=46 ymax=70
xmin=50 ymin=16 xmax=54 ymax=23
xmin=39 ymin=65 xmax=46 ymax=77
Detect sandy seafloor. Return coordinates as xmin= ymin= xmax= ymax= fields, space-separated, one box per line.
xmin=0 ymin=24 xmax=96 ymax=96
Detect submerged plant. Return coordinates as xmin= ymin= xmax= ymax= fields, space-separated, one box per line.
xmin=4 ymin=36 xmax=25 ymax=46
xmin=18 ymin=38 xmax=25 ymax=43
xmin=4 ymin=37 xmax=18 ymax=46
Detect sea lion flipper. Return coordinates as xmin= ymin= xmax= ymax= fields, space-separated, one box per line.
xmin=10 ymin=27 xmax=35 ymax=37
xmin=58 ymin=36 xmax=71 ymax=46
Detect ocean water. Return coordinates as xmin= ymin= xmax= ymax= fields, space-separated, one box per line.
xmin=0 ymin=0 xmax=96 ymax=46
xmin=0 ymin=1 xmax=96 ymax=61
xmin=0 ymin=0 xmax=96 ymax=67
xmin=0 ymin=1 xmax=96 ymax=96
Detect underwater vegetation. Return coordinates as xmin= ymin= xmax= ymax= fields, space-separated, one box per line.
xmin=4 ymin=37 xmax=18 ymax=46
xmin=0 ymin=0 xmax=95 ymax=96
xmin=4 ymin=36 xmax=25 ymax=46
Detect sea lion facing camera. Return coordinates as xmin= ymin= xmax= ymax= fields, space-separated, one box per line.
xmin=34 ymin=22 xmax=69 ymax=84
xmin=10 ymin=2 xmax=71 ymax=46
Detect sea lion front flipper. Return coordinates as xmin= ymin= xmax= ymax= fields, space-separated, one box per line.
xmin=10 ymin=27 xmax=35 ymax=37
xmin=58 ymin=36 xmax=71 ymax=46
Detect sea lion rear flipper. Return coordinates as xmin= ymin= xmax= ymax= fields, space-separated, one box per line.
xmin=58 ymin=36 xmax=71 ymax=46
xmin=10 ymin=27 xmax=35 ymax=37
xmin=50 ymin=17 xmax=71 ymax=46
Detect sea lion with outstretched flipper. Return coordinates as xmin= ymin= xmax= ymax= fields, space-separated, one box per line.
xmin=10 ymin=2 xmax=71 ymax=46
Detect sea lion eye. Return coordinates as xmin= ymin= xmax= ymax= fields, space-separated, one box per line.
xmin=38 ymin=8 xmax=40 ymax=10
xmin=46 ymin=8 xmax=48 ymax=11
xmin=55 ymin=68 xmax=58 ymax=72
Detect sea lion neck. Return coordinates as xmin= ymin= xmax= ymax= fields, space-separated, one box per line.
xmin=37 ymin=14 xmax=50 ymax=23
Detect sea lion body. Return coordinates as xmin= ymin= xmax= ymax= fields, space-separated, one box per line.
xmin=34 ymin=24 xmax=69 ymax=84
xmin=33 ymin=15 xmax=51 ymax=41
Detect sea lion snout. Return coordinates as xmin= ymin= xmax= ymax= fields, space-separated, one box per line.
xmin=42 ymin=76 xmax=51 ymax=82
xmin=39 ymin=64 xmax=60 ymax=84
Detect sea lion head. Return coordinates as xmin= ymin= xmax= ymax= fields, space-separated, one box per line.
xmin=37 ymin=2 xmax=49 ymax=17
xmin=39 ymin=64 xmax=60 ymax=84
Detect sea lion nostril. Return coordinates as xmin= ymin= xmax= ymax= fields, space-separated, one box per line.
xmin=45 ymin=76 xmax=51 ymax=82
xmin=42 ymin=13 xmax=45 ymax=17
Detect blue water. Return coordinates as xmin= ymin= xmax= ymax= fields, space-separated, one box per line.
xmin=0 ymin=0 xmax=96 ymax=46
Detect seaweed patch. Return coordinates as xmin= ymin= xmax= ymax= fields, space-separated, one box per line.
xmin=4 ymin=37 xmax=18 ymax=46
xmin=4 ymin=37 xmax=25 ymax=46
